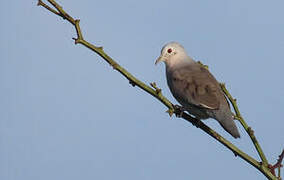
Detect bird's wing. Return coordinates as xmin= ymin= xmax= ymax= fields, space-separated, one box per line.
xmin=170 ymin=64 xmax=220 ymax=110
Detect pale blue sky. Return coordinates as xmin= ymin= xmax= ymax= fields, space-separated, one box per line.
xmin=1 ymin=0 xmax=283 ymax=180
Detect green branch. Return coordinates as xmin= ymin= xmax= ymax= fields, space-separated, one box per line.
xmin=37 ymin=1 xmax=281 ymax=179
xmin=220 ymin=84 xmax=269 ymax=166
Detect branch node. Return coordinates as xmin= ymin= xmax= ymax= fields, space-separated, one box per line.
xmin=219 ymin=83 xmax=226 ymax=88
xmin=72 ymin=37 xmax=77 ymax=43
xmin=150 ymin=82 xmax=161 ymax=95
xmin=72 ymin=37 xmax=82 ymax=44
xmin=172 ymin=104 xmax=183 ymax=117
xmin=247 ymin=127 xmax=254 ymax=136
xmin=197 ymin=61 xmax=209 ymax=69
xmin=74 ymin=19 xmax=81 ymax=25
xmin=129 ymin=80 xmax=136 ymax=87
xmin=166 ymin=108 xmax=174 ymax=117
xmin=110 ymin=62 xmax=118 ymax=70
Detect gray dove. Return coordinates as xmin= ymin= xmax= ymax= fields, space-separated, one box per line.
xmin=155 ymin=42 xmax=240 ymax=138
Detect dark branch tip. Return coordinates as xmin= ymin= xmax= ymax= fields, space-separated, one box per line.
xmin=129 ymin=80 xmax=136 ymax=87
xmin=37 ymin=0 xmax=43 ymax=6
xmin=72 ymin=37 xmax=79 ymax=44
xmin=166 ymin=108 xmax=174 ymax=117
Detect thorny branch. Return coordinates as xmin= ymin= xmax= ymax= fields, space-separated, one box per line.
xmin=37 ymin=1 xmax=282 ymax=179
xmin=269 ymin=150 xmax=284 ymax=178
xmin=220 ymin=84 xmax=269 ymax=166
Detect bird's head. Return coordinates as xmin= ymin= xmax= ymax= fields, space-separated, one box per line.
xmin=155 ymin=42 xmax=189 ymax=66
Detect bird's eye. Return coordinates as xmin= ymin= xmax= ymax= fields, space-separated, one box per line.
xmin=167 ymin=48 xmax=172 ymax=53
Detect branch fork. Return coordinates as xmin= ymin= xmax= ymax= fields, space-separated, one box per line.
xmin=150 ymin=82 xmax=161 ymax=95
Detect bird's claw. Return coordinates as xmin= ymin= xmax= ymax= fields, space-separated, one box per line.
xmin=173 ymin=104 xmax=185 ymax=118
xmin=193 ymin=119 xmax=202 ymax=128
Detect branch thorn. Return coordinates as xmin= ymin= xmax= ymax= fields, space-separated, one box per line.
xmin=269 ymin=149 xmax=284 ymax=176
xmin=72 ymin=37 xmax=81 ymax=44
xmin=166 ymin=108 xmax=174 ymax=117
xmin=197 ymin=61 xmax=209 ymax=69
xmin=129 ymin=80 xmax=136 ymax=87
xmin=150 ymin=82 xmax=161 ymax=94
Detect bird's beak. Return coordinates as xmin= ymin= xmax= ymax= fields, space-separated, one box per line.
xmin=155 ymin=55 xmax=164 ymax=65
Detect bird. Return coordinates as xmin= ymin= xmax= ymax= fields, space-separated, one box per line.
xmin=155 ymin=42 xmax=240 ymax=138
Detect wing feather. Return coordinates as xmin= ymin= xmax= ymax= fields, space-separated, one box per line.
xmin=168 ymin=63 xmax=220 ymax=110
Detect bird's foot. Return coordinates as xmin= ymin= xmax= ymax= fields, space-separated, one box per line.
xmin=173 ymin=104 xmax=186 ymax=118
xmin=193 ymin=119 xmax=202 ymax=128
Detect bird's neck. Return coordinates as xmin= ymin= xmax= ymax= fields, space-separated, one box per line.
xmin=166 ymin=55 xmax=195 ymax=69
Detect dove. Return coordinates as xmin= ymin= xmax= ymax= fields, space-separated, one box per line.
xmin=155 ymin=42 xmax=240 ymax=138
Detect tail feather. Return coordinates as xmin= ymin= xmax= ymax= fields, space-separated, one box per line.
xmin=219 ymin=118 xmax=240 ymax=138
xmin=210 ymin=104 xmax=241 ymax=138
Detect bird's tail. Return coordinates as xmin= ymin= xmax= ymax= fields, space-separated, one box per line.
xmin=217 ymin=112 xmax=240 ymax=138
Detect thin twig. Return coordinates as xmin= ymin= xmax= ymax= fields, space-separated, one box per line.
xmin=37 ymin=0 xmax=63 ymax=17
xmin=269 ymin=149 xmax=284 ymax=178
xmin=220 ymin=84 xmax=269 ymax=166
